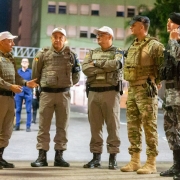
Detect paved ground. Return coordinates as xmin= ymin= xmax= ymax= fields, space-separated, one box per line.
xmin=0 ymin=104 xmax=174 ymax=180
xmin=0 ymin=161 xmax=173 ymax=180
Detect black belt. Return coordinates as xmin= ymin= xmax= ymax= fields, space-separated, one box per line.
xmin=41 ymin=87 xmax=70 ymax=93
xmin=89 ymin=86 xmax=116 ymax=92
xmin=0 ymin=91 xmax=15 ymax=96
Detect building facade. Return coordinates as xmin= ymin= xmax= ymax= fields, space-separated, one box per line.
xmin=31 ymin=0 xmax=156 ymax=60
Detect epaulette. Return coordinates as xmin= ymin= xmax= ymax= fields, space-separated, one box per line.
xmin=115 ymin=47 xmax=124 ymax=55
xmin=40 ymin=47 xmax=49 ymax=53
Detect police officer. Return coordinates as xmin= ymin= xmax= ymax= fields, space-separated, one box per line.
xmin=31 ymin=27 xmax=81 ymax=167
xmin=14 ymin=58 xmax=32 ymax=132
xmin=0 ymin=31 xmax=37 ymax=169
xmin=82 ymin=26 xmax=123 ymax=169
xmin=158 ymin=12 xmax=180 ymax=180
xmin=120 ymin=16 xmax=164 ymax=174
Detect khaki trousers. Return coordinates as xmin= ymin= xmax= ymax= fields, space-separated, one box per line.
xmin=88 ymin=90 xmax=120 ymax=154
xmin=36 ymin=91 xmax=70 ymax=151
xmin=0 ymin=96 xmax=14 ymax=148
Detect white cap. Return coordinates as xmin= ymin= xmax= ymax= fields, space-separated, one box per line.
xmin=0 ymin=31 xmax=18 ymax=41
xmin=93 ymin=26 xmax=114 ymax=37
xmin=52 ymin=27 xmax=66 ymax=36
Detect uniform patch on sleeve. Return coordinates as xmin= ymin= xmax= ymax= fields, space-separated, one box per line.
xmin=34 ymin=57 xmax=39 ymax=62
xmin=85 ymin=54 xmax=90 ymax=59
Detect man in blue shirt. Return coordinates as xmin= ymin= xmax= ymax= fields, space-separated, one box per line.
xmin=14 ymin=58 xmax=32 ymax=132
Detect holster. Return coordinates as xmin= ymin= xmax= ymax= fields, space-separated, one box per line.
xmin=116 ymin=81 xmax=123 ymax=95
xmin=86 ymin=83 xmax=90 ymax=98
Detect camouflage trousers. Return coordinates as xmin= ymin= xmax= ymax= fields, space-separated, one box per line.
xmin=164 ymin=105 xmax=180 ymax=150
xmin=126 ymin=85 xmax=158 ymax=156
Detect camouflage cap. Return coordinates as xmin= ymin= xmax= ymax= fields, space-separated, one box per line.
xmin=129 ymin=15 xmax=150 ymax=25
xmin=169 ymin=12 xmax=180 ymax=25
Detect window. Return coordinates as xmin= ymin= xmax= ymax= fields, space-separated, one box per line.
xmin=127 ymin=7 xmax=135 ymax=17
xmin=116 ymin=28 xmax=124 ymax=40
xmin=79 ymin=48 xmax=90 ymax=60
xmin=48 ymin=1 xmax=56 ymax=13
xmin=67 ymin=26 xmax=76 ymax=37
xmin=80 ymin=5 xmax=89 ymax=15
xmin=47 ymin=25 xmax=55 ymax=36
xmin=90 ymin=27 xmax=97 ymax=38
xmin=116 ymin=5 xmax=124 ymax=17
xmin=69 ymin=4 xmax=77 ymax=14
xmin=58 ymin=2 xmax=66 ymax=14
xmin=80 ymin=27 xmax=88 ymax=38
xmin=91 ymin=4 xmax=99 ymax=16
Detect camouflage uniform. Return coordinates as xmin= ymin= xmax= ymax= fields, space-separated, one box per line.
xmin=163 ymin=39 xmax=180 ymax=150
xmin=124 ymin=35 xmax=164 ymax=156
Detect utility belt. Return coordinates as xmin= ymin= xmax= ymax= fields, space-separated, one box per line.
xmin=0 ymin=91 xmax=15 ymax=96
xmin=41 ymin=87 xmax=70 ymax=93
xmin=89 ymin=86 xmax=116 ymax=92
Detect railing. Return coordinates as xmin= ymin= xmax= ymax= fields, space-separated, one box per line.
xmin=12 ymin=46 xmax=90 ymax=60
xmin=12 ymin=46 xmax=41 ymax=58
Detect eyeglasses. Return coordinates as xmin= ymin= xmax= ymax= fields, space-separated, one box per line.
xmin=2 ymin=39 xmax=14 ymax=43
xmin=96 ymin=33 xmax=110 ymax=38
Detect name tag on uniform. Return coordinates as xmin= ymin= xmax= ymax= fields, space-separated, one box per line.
xmin=96 ymin=73 xmax=106 ymax=80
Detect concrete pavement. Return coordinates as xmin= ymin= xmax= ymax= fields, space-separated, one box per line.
xmin=0 ymin=105 xmax=173 ymax=180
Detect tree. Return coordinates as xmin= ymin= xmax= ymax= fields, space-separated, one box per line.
xmin=125 ymin=0 xmax=180 ymax=46
xmin=142 ymin=0 xmax=180 ymax=45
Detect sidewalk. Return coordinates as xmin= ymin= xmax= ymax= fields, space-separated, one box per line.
xmin=1 ymin=84 xmax=172 ymax=180
xmin=0 ymin=107 xmax=173 ymax=180
xmin=0 ymin=161 xmax=173 ymax=180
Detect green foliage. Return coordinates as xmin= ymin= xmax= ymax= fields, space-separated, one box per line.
xmin=142 ymin=0 xmax=180 ymax=45
xmin=125 ymin=0 xmax=180 ymax=46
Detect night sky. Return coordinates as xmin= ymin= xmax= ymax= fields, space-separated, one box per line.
xmin=0 ymin=0 xmax=12 ymax=32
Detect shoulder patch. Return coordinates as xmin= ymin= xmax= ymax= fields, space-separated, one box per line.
xmin=85 ymin=53 xmax=90 ymax=58
xmin=34 ymin=57 xmax=39 ymax=62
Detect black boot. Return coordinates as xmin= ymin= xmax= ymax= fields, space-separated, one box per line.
xmin=160 ymin=150 xmax=180 ymax=177
xmin=83 ymin=153 xmax=101 ymax=168
xmin=31 ymin=149 xmax=48 ymax=167
xmin=0 ymin=147 xmax=14 ymax=168
xmin=109 ymin=153 xmax=118 ymax=170
xmin=54 ymin=150 xmax=70 ymax=167
xmin=174 ymin=173 xmax=180 ymax=180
